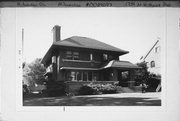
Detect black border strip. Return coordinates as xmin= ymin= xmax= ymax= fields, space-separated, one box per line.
xmin=0 ymin=1 xmax=180 ymax=7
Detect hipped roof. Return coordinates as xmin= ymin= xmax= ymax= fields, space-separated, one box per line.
xmin=54 ymin=36 xmax=128 ymax=53
xmin=41 ymin=36 xmax=129 ymax=65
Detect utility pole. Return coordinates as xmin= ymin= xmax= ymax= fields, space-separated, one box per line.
xmin=22 ymin=28 xmax=25 ymax=68
xmin=22 ymin=28 xmax=24 ymax=59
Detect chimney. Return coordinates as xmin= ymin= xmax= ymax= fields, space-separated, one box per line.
xmin=52 ymin=25 xmax=61 ymax=42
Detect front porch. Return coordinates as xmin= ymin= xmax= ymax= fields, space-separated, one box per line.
xmin=44 ymin=60 xmax=141 ymax=96
xmin=99 ymin=68 xmax=137 ymax=87
xmin=58 ymin=68 xmax=137 ymax=86
xmin=58 ymin=60 xmax=140 ymax=83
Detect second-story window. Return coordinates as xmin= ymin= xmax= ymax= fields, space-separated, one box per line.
xmin=109 ymin=55 xmax=113 ymax=60
xmin=73 ymin=52 xmax=79 ymax=60
xmin=150 ymin=61 xmax=155 ymax=68
xmin=155 ymin=46 xmax=160 ymax=53
xmin=65 ymin=51 xmax=79 ymax=60
xmin=103 ymin=54 xmax=108 ymax=61
xmin=90 ymin=53 xmax=93 ymax=61
xmin=66 ymin=51 xmax=73 ymax=60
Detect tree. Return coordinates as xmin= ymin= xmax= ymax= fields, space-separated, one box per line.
xmin=135 ymin=61 xmax=161 ymax=92
xmin=27 ymin=58 xmax=46 ymax=85
xmin=23 ymin=58 xmax=46 ymax=88
xmin=135 ymin=61 xmax=150 ymax=84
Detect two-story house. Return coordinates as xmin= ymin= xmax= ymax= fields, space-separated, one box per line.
xmin=41 ymin=25 xmax=140 ymax=94
xmin=140 ymin=39 xmax=161 ymax=75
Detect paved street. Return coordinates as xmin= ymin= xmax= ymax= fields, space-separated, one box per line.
xmin=23 ymin=92 xmax=161 ymax=106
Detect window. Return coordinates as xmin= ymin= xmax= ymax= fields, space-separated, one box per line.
xmin=92 ymin=72 xmax=97 ymax=81
xmin=155 ymin=46 xmax=160 ymax=53
xmin=66 ymin=51 xmax=72 ymax=59
xmin=71 ymin=72 xmax=76 ymax=81
xmin=65 ymin=51 xmax=79 ymax=60
xmin=52 ymin=56 xmax=56 ymax=63
xmin=76 ymin=72 xmax=82 ymax=81
xmin=150 ymin=61 xmax=155 ymax=68
xmin=90 ymin=53 xmax=93 ymax=61
xmin=83 ymin=72 xmax=88 ymax=81
xmin=103 ymin=54 xmax=108 ymax=61
xmin=65 ymin=71 xmax=93 ymax=82
xmin=88 ymin=72 xmax=92 ymax=81
xmin=73 ymin=52 xmax=79 ymax=60
xmin=109 ymin=55 xmax=113 ymax=60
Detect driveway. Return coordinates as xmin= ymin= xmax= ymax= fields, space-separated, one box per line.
xmin=23 ymin=92 xmax=161 ymax=106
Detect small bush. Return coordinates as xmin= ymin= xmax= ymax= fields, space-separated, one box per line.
xmin=146 ymin=76 xmax=161 ymax=92
xmin=23 ymin=84 xmax=30 ymax=97
xmin=45 ymin=81 xmax=66 ymax=97
xmin=78 ymin=85 xmax=95 ymax=95
xmin=100 ymin=84 xmax=118 ymax=94
xmin=78 ymin=83 xmax=118 ymax=95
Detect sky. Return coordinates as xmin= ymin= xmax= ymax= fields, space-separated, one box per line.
xmin=16 ymin=8 xmax=165 ymax=63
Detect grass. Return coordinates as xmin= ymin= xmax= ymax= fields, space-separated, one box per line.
xmin=23 ymin=93 xmax=161 ymax=106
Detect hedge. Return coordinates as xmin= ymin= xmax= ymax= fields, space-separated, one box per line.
xmin=78 ymin=83 xmax=118 ymax=95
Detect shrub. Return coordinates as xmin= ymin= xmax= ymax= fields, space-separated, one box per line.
xmin=100 ymin=84 xmax=118 ymax=94
xmin=78 ymin=85 xmax=96 ymax=95
xmin=45 ymin=81 xmax=66 ymax=97
xmin=146 ymin=75 xmax=161 ymax=92
xmin=78 ymin=83 xmax=118 ymax=95
xmin=23 ymin=84 xmax=30 ymax=95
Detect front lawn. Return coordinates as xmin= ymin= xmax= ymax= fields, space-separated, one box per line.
xmin=23 ymin=93 xmax=161 ymax=106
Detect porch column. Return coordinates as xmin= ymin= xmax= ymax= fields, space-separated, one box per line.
xmin=128 ymin=70 xmax=135 ymax=87
xmin=52 ymin=56 xmax=57 ymax=81
xmin=112 ymin=69 xmax=118 ymax=81
xmin=118 ymin=71 xmax=122 ymax=81
xmin=118 ymin=71 xmax=122 ymax=86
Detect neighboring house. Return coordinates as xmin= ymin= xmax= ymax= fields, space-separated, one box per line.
xmin=41 ymin=25 xmax=140 ymax=94
xmin=140 ymin=39 xmax=161 ymax=75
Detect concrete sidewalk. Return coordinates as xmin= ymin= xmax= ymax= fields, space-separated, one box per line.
xmin=76 ymin=92 xmax=161 ymax=98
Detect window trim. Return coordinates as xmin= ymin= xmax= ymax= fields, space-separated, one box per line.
xmin=65 ymin=51 xmax=79 ymax=60
xmin=73 ymin=52 xmax=79 ymax=60
xmin=150 ymin=61 xmax=155 ymax=68
xmin=155 ymin=46 xmax=160 ymax=53
xmin=103 ymin=53 xmax=108 ymax=61
xmin=65 ymin=71 xmax=94 ymax=82
xmin=90 ymin=53 xmax=93 ymax=61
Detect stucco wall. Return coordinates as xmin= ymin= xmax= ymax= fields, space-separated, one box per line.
xmin=144 ymin=41 xmax=161 ymax=75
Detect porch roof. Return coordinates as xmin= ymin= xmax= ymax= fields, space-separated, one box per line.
xmin=59 ymin=60 xmax=140 ymax=71
xmin=101 ymin=60 xmax=141 ymax=70
xmin=60 ymin=67 xmax=99 ymax=71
